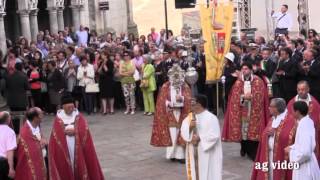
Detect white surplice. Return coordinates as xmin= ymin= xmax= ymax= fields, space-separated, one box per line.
xmin=289 ymin=115 xmax=320 ymax=180
xmin=268 ymin=110 xmax=287 ymax=179
xmin=57 ymin=109 xmax=79 ymax=172
xmin=181 ymin=110 xmax=223 ymax=180
xmin=165 ymin=86 xmax=185 ymax=160
xmin=166 ymin=110 xmax=185 ymax=160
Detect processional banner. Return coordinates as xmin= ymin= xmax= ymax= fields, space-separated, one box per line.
xmin=200 ymin=1 xmax=234 ymax=83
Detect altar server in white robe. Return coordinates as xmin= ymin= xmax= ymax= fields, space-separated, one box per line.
xmin=181 ymin=94 xmax=223 ymax=180
xmin=285 ymin=101 xmax=320 ymax=180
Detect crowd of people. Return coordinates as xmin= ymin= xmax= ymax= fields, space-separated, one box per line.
xmin=0 ymin=25 xmax=204 ymax=118
xmin=1 ymin=10 xmax=320 ymax=178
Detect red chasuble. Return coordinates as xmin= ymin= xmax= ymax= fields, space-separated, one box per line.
xmin=251 ymin=115 xmax=298 ymax=180
xmin=287 ymin=95 xmax=320 ymax=164
xmin=15 ymin=123 xmax=47 ymax=180
xmin=48 ymin=114 xmax=104 ymax=180
xmin=150 ymin=82 xmax=192 ymax=147
xmin=222 ymin=75 xmax=270 ymax=142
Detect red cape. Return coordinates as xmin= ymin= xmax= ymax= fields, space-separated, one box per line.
xmin=15 ymin=123 xmax=47 ymax=180
xmin=150 ymin=82 xmax=191 ymax=147
xmin=222 ymin=75 xmax=270 ymax=142
xmin=251 ymin=114 xmax=297 ymax=180
xmin=48 ymin=114 xmax=104 ymax=180
xmin=287 ymin=95 xmax=320 ymax=163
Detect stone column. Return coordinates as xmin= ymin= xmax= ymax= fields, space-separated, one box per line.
xmin=79 ymin=0 xmax=89 ymax=27
xmin=102 ymin=10 xmax=108 ymax=33
xmin=57 ymin=8 xmax=65 ymax=31
xmin=70 ymin=6 xmax=80 ymax=30
xmin=126 ymin=0 xmax=138 ymax=36
xmin=18 ymin=10 xmax=32 ymax=41
xmin=0 ymin=13 xmax=7 ymax=55
xmin=30 ymin=10 xmax=39 ymax=41
xmin=48 ymin=8 xmax=59 ymax=34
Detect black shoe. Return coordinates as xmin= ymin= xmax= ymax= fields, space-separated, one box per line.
xmin=177 ymin=159 xmax=186 ymax=164
xmin=240 ymin=149 xmax=246 ymax=157
xmin=170 ymin=158 xmax=176 ymax=162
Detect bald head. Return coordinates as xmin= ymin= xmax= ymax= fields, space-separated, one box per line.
xmin=0 ymin=111 xmax=10 ymax=125
xmin=297 ymin=81 xmax=310 ymax=99
xmin=26 ymin=107 xmax=43 ymax=123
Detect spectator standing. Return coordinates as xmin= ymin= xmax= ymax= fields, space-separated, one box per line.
xmin=57 ymin=51 xmax=69 ymax=72
xmin=64 ymin=60 xmax=79 ymax=108
xmin=76 ymin=25 xmax=89 ymax=47
xmin=6 ymin=63 xmax=29 ymax=133
xmin=77 ymin=55 xmax=95 ymax=115
xmin=27 ymin=61 xmax=43 ymax=108
xmin=119 ymin=51 xmax=136 ymax=115
xmin=132 ymin=46 xmax=144 ymax=110
xmin=298 ymin=49 xmax=320 ymax=101
xmin=271 ymin=4 xmax=293 ymax=36
xmin=47 ymin=60 xmax=65 ymax=112
xmin=113 ymin=52 xmax=125 ymax=109
xmin=0 ymin=112 xmax=16 ymax=180
xmin=141 ymin=55 xmax=156 ymax=116
xmin=98 ymin=52 xmax=115 ymax=115
xmin=276 ymin=47 xmax=298 ymax=102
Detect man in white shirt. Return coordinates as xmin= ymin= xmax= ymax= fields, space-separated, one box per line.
xmin=76 ymin=25 xmax=88 ymax=47
xmin=0 ymin=111 xmax=16 ymax=179
xmin=285 ymin=101 xmax=320 ymax=180
xmin=271 ymin=4 xmax=293 ymax=36
xmin=181 ymin=95 xmax=223 ymax=180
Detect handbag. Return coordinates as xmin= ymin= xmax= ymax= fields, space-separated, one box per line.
xmin=85 ymin=83 xmax=100 ymax=93
xmin=41 ymin=82 xmax=48 ymax=93
xmin=133 ymin=69 xmax=140 ymax=81
xmin=140 ymin=79 xmax=149 ymax=88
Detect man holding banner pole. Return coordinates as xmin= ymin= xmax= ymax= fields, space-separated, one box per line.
xmin=181 ymin=95 xmax=223 ymax=180
xmin=200 ymin=1 xmax=234 ymax=115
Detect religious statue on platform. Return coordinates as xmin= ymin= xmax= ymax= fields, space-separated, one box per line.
xmin=150 ymin=64 xmax=192 ymax=163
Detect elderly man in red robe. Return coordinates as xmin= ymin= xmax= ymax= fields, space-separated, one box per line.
xmin=15 ymin=107 xmax=48 ymax=180
xmin=150 ymin=64 xmax=191 ymax=163
xmin=287 ymin=80 xmax=320 ymax=163
xmin=222 ymin=62 xmax=269 ymax=161
xmin=48 ymin=94 xmax=104 ymax=180
xmin=251 ymin=98 xmax=296 ymax=180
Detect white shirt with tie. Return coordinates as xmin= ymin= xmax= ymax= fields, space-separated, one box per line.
xmin=272 ymin=12 xmax=293 ymax=31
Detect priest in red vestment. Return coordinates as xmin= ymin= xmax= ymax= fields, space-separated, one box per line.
xmin=15 ymin=107 xmax=48 ymax=180
xmin=150 ymin=64 xmax=192 ymax=163
xmin=251 ymin=98 xmax=297 ymax=180
xmin=48 ymin=94 xmax=104 ymax=180
xmin=222 ymin=62 xmax=270 ymax=160
xmin=286 ymin=80 xmax=320 ymax=163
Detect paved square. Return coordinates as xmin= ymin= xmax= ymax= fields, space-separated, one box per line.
xmin=41 ymin=112 xmax=253 ymax=180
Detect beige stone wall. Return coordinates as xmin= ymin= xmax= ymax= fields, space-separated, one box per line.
xmin=104 ymin=0 xmax=128 ymax=34
xmin=132 ymin=0 xmax=209 ymax=36
xmin=308 ymin=0 xmax=320 ymax=32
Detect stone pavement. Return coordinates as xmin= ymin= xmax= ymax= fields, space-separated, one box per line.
xmin=41 ymin=112 xmax=253 ymax=180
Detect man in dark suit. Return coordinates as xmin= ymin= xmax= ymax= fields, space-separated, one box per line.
xmin=291 ymin=38 xmax=305 ymax=63
xmin=298 ymin=49 xmax=320 ymax=101
xmin=276 ymin=47 xmax=298 ymax=103
xmin=253 ymin=48 xmax=276 ymax=80
xmin=6 ymin=63 xmax=30 ymax=133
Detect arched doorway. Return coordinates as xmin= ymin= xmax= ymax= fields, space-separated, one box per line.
xmin=38 ymin=0 xmax=50 ymax=31
xmin=64 ymin=0 xmax=73 ymax=28
xmin=4 ymin=0 xmax=20 ymax=41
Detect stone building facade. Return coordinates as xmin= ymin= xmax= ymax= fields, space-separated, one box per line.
xmin=0 ymin=0 xmax=137 ymax=54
